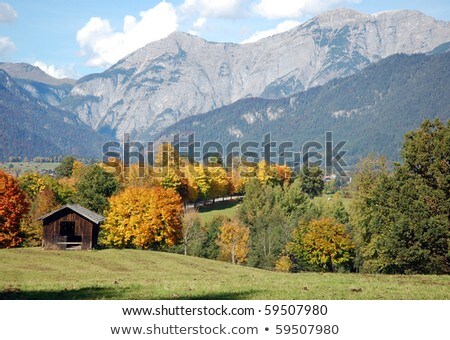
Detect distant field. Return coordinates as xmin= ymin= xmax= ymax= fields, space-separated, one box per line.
xmin=314 ymin=194 xmax=354 ymax=210
xmin=198 ymin=199 xmax=240 ymax=224
xmin=1 ymin=248 xmax=449 ymax=300
xmin=0 ymin=162 xmax=60 ymax=173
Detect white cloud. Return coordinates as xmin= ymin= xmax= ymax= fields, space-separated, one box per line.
xmin=253 ymin=0 xmax=360 ymax=19
xmin=0 ymin=2 xmax=17 ymax=23
xmin=180 ymin=0 xmax=247 ymax=19
xmin=33 ymin=61 xmax=75 ymax=79
xmin=0 ymin=3 xmax=17 ymax=56
xmin=77 ymin=2 xmax=178 ymax=68
xmin=241 ymin=20 xmax=300 ymax=43
xmin=193 ymin=17 xmax=207 ymax=29
xmin=0 ymin=36 xmax=15 ymax=56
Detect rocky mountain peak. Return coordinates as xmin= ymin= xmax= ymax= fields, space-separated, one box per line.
xmin=62 ymin=9 xmax=450 ymax=139
xmin=311 ymin=8 xmax=371 ymax=26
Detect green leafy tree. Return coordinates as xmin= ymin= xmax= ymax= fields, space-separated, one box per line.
xmin=75 ymin=164 xmax=119 ymax=214
xmin=300 ymin=165 xmax=324 ymax=198
xmin=350 ymin=154 xmax=389 ymax=270
xmin=280 ymin=177 xmax=312 ymax=224
xmin=42 ymin=175 xmax=75 ymax=204
xmin=238 ymin=179 xmax=286 ymax=269
xmin=332 ymin=199 xmax=349 ymax=225
xmin=199 ymin=216 xmax=225 ymax=260
xmin=181 ymin=208 xmax=203 ymax=256
xmin=351 ymin=120 xmax=450 ymax=274
xmin=55 ymin=156 xmax=76 ymax=178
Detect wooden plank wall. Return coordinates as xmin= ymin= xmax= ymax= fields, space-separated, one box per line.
xmin=42 ymin=210 xmax=96 ymax=250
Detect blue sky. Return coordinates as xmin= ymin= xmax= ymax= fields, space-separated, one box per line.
xmin=1 ymin=0 xmax=449 ymax=78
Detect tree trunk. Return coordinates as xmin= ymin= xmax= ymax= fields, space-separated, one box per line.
xmin=231 ymin=242 xmax=236 ymax=265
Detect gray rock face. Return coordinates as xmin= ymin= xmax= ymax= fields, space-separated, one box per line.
xmin=63 ymin=9 xmax=450 ymax=139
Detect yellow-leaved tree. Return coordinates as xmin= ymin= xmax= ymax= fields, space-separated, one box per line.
xmin=102 ymin=186 xmax=183 ymax=249
xmin=284 ymin=217 xmax=355 ymax=272
xmin=217 ymin=220 xmax=250 ymax=265
xmin=186 ymin=164 xmax=211 ymax=204
xmin=257 ymin=160 xmax=279 ymax=185
xmin=207 ymin=166 xmax=230 ymax=202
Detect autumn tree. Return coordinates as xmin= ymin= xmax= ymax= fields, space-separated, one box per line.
xmin=21 ymin=188 xmax=59 ymax=246
xmin=285 ymin=217 xmax=355 ymax=272
xmin=257 ymin=161 xmax=280 ymax=185
xmin=217 ymin=220 xmax=250 ymax=265
xmin=102 ymin=186 xmax=183 ymax=249
xmin=186 ymin=164 xmax=211 ymax=204
xmin=121 ymin=163 xmax=149 ymax=187
xmin=231 ymin=162 xmax=255 ymax=194
xmin=45 ymin=175 xmax=76 ymax=204
xmin=207 ymin=165 xmax=231 ymax=202
xmin=160 ymin=169 xmax=190 ymax=206
xmin=276 ymin=165 xmax=293 ymax=187
xmin=0 ymin=170 xmax=29 ymax=248
xmin=18 ymin=172 xmax=46 ymax=199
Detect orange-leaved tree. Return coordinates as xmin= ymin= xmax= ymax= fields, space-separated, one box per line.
xmin=0 ymin=170 xmax=29 ymax=248
xmin=102 ymin=186 xmax=183 ymax=249
xmin=217 ymin=220 xmax=250 ymax=265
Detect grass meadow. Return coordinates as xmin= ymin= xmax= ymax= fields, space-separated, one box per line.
xmin=198 ymin=199 xmax=240 ymax=224
xmin=1 ymin=248 xmax=449 ymax=300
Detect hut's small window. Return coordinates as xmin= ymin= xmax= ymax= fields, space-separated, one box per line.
xmin=60 ymin=222 xmax=75 ymax=236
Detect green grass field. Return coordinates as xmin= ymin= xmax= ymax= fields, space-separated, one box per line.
xmin=1 ymin=248 xmax=449 ymax=300
xmin=198 ymin=199 xmax=240 ymax=224
xmin=313 ymin=194 xmax=354 ymax=210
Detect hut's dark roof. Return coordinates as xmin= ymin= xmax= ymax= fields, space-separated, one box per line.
xmin=37 ymin=204 xmax=104 ymax=224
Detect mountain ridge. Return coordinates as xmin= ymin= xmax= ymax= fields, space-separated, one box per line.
xmin=0 ymin=70 xmax=106 ymax=161
xmin=0 ymin=62 xmax=76 ymax=106
xmin=62 ymin=9 xmax=450 ymax=139
xmin=0 ymin=62 xmax=76 ymax=86
xmin=152 ymin=51 xmax=450 ymax=165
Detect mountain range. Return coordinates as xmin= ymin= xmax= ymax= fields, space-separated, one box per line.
xmin=0 ymin=62 xmax=75 ymax=106
xmin=1 ymin=8 xmax=450 ymax=163
xmin=61 ymin=9 xmax=450 ymax=139
xmin=154 ymin=50 xmax=450 ymax=164
xmin=0 ymin=69 xmax=105 ymax=161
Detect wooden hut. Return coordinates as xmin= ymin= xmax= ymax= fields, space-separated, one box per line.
xmin=38 ymin=204 xmax=104 ymax=250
